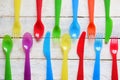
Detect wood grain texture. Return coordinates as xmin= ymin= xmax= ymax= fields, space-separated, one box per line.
xmin=0 ymin=0 xmax=120 ymax=80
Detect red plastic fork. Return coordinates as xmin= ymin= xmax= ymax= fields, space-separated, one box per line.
xmin=110 ymin=37 xmax=118 ymax=80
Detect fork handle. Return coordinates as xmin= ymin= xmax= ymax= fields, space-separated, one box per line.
xmin=77 ymin=58 xmax=84 ymax=80
xmin=88 ymin=0 xmax=95 ymax=22
xmin=72 ymin=0 xmax=79 ymax=21
xmin=112 ymin=55 xmax=118 ymax=80
xmin=93 ymin=51 xmax=100 ymax=80
xmin=104 ymin=0 xmax=110 ymax=18
xmin=14 ymin=0 xmax=21 ymax=22
xmin=55 ymin=0 xmax=62 ymax=26
xmin=36 ymin=0 xmax=42 ymax=20
xmin=46 ymin=59 xmax=53 ymax=80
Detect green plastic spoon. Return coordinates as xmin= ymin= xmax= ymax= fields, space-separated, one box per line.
xmin=104 ymin=0 xmax=113 ymax=43
xmin=52 ymin=0 xmax=62 ymax=39
xmin=2 ymin=35 xmax=13 ymax=80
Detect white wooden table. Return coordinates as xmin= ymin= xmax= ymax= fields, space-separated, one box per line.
xmin=0 ymin=0 xmax=120 ymax=80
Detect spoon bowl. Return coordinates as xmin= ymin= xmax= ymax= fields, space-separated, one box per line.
xmin=2 ymin=35 xmax=13 ymax=55
xmin=34 ymin=20 xmax=44 ymax=41
xmin=69 ymin=21 xmax=80 ymax=39
xmin=22 ymin=32 xmax=33 ymax=51
xmin=60 ymin=34 xmax=71 ymax=55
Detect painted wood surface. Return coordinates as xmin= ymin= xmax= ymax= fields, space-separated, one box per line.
xmin=0 ymin=0 xmax=120 ymax=80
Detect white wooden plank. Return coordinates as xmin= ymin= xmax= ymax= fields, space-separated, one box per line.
xmin=0 ymin=0 xmax=120 ymax=16
xmin=0 ymin=38 xmax=120 ymax=59
xmin=0 ymin=60 xmax=120 ymax=80
xmin=0 ymin=17 xmax=120 ymax=37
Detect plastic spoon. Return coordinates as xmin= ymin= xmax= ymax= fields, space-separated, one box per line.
xmin=104 ymin=0 xmax=113 ymax=43
xmin=34 ymin=0 xmax=44 ymax=41
xmin=12 ymin=0 xmax=21 ymax=37
xmin=87 ymin=0 xmax=96 ymax=39
xmin=69 ymin=0 xmax=80 ymax=39
xmin=22 ymin=32 xmax=33 ymax=80
xmin=52 ymin=0 xmax=62 ymax=39
xmin=2 ymin=35 xmax=13 ymax=80
xmin=60 ymin=34 xmax=71 ymax=80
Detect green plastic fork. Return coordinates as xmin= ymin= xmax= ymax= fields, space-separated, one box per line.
xmin=52 ymin=0 xmax=62 ymax=39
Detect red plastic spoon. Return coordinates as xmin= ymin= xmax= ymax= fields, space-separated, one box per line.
xmin=34 ymin=0 xmax=44 ymax=41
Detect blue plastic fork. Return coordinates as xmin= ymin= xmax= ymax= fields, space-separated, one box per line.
xmin=43 ymin=32 xmax=53 ymax=80
xmin=93 ymin=35 xmax=103 ymax=80
xmin=69 ymin=0 xmax=80 ymax=39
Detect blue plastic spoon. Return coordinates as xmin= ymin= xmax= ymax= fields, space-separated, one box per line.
xmin=69 ymin=0 xmax=80 ymax=39
xmin=43 ymin=32 xmax=53 ymax=80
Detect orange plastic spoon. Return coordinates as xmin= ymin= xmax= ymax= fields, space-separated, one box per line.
xmin=87 ymin=0 xmax=96 ymax=39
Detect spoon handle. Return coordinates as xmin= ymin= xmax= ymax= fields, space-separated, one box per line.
xmin=112 ymin=55 xmax=118 ymax=80
xmin=24 ymin=52 xmax=31 ymax=80
xmin=14 ymin=0 xmax=21 ymax=21
xmin=61 ymin=59 xmax=68 ymax=80
xmin=88 ymin=0 xmax=94 ymax=22
xmin=104 ymin=0 xmax=110 ymax=18
xmin=77 ymin=58 xmax=83 ymax=80
xmin=93 ymin=51 xmax=100 ymax=80
xmin=72 ymin=0 xmax=79 ymax=20
xmin=46 ymin=59 xmax=53 ymax=80
xmin=36 ymin=0 xmax=42 ymax=20
xmin=55 ymin=0 xmax=62 ymax=25
xmin=5 ymin=56 xmax=12 ymax=80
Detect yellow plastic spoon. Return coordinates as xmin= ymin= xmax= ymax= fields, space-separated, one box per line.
xmin=12 ymin=0 xmax=21 ymax=37
xmin=60 ymin=34 xmax=71 ymax=80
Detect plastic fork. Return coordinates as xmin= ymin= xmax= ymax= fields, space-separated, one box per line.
xmin=110 ymin=37 xmax=118 ymax=80
xmin=93 ymin=35 xmax=103 ymax=80
xmin=52 ymin=0 xmax=62 ymax=39
xmin=87 ymin=0 xmax=96 ymax=39
xmin=12 ymin=0 xmax=21 ymax=37
xmin=69 ymin=0 xmax=80 ymax=39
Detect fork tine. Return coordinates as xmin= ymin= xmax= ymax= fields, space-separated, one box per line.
xmin=110 ymin=37 xmax=118 ymax=50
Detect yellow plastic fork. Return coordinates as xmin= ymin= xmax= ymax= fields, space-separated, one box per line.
xmin=12 ymin=0 xmax=21 ymax=38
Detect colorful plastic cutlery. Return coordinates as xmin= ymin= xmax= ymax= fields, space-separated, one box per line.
xmin=93 ymin=35 xmax=103 ymax=80
xmin=22 ymin=32 xmax=33 ymax=80
xmin=60 ymin=34 xmax=71 ymax=80
xmin=104 ymin=0 xmax=113 ymax=43
xmin=110 ymin=37 xmax=118 ymax=80
xmin=43 ymin=32 xmax=53 ymax=80
xmin=87 ymin=0 xmax=96 ymax=39
xmin=69 ymin=0 xmax=80 ymax=39
xmin=52 ymin=0 xmax=61 ymax=39
xmin=2 ymin=35 xmax=13 ymax=80
xmin=77 ymin=31 xmax=86 ymax=80
xmin=34 ymin=0 xmax=44 ymax=41
xmin=12 ymin=0 xmax=21 ymax=37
